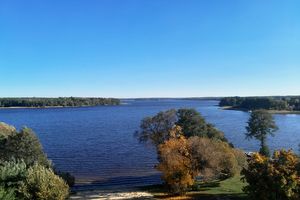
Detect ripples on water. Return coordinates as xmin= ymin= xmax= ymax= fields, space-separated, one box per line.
xmin=0 ymin=100 xmax=300 ymax=190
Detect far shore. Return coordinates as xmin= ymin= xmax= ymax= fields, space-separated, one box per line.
xmin=221 ymin=106 xmax=300 ymax=114
xmin=0 ymin=105 xmax=118 ymax=109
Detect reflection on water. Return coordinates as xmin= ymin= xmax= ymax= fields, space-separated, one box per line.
xmin=0 ymin=99 xmax=300 ymax=189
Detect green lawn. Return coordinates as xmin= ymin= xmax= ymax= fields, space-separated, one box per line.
xmin=141 ymin=176 xmax=248 ymax=200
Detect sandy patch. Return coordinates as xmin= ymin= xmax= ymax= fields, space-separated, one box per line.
xmin=69 ymin=190 xmax=154 ymax=200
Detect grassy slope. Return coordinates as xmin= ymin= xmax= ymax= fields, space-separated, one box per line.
xmin=142 ymin=176 xmax=247 ymax=200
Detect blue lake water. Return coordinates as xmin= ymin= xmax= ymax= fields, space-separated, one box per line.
xmin=0 ymin=99 xmax=300 ymax=190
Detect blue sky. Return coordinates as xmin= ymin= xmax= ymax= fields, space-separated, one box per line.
xmin=0 ymin=0 xmax=299 ymax=98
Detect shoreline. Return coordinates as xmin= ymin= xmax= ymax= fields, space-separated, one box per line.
xmin=0 ymin=105 xmax=120 ymax=109
xmin=69 ymin=187 xmax=154 ymax=200
xmin=221 ymin=106 xmax=300 ymax=114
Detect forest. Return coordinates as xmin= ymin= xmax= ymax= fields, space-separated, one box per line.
xmin=219 ymin=96 xmax=300 ymax=111
xmin=0 ymin=97 xmax=120 ymax=108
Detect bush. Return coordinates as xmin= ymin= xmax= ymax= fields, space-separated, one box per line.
xmin=0 ymin=187 xmax=16 ymax=200
xmin=188 ymin=137 xmax=239 ymax=179
xmin=21 ymin=164 xmax=69 ymax=200
xmin=0 ymin=122 xmax=72 ymax=200
xmin=0 ymin=125 xmax=50 ymax=167
xmin=242 ymin=150 xmax=300 ymax=200
xmin=55 ymin=171 xmax=75 ymax=187
xmin=0 ymin=122 xmax=16 ymax=139
xmin=0 ymin=160 xmax=27 ymax=198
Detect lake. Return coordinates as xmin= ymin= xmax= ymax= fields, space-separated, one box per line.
xmin=0 ymin=99 xmax=300 ymax=190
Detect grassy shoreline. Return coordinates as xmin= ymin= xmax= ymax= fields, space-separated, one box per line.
xmin=221 ymin=106 xmax=300 ymax=114
xmin=69 ymin=176 xmax=246 ymax=200
xmin=140 ymin=175 xmax=246 ymax=200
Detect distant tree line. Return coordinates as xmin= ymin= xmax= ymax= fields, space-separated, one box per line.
xmin=219 ymin=96 xmax=300 ymax=111
xmin=0 ymin=97 xmax=120 ymax=108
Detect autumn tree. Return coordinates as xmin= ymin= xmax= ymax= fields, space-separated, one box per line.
xmin=245 ymin=110 xmax=278 ymax=157
xmin=242 ymin=150 xmax=300 ymax=200
xmin=157 ymin=133 xmax=194 ymax=194
xmin=157 ymin=127 xmax=244 ymax=194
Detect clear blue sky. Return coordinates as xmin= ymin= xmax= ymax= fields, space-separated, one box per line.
xmin=1 ymin=0 xmax=299 ymax=98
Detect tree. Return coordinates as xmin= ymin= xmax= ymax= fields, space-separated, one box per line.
xmin=0 ymin=122 xmax=72 ymax=199
xmin=242 ymin=150 xmax=300 ymax=200
xmin=245 ymin=110 xmax=278 ymax=157
xmin=0 ymin=126 xmax=50 ymax=167
xmin=135 ymin=109 xmax=227 ymax=148
xmin=187 ymin=137 xmax=240 ymax=180
xmin=157 ymin=135 xmax=194 ymax=195
xmin=157 ymin=128 xmax=244 ymax=194
xmin=135 ymin=109 xmax=177 ymax=147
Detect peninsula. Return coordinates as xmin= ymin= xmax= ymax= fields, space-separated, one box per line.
xmin=0 ymin=97 xmax=120 ymax=108
xmin=219 ymin=96 xmax=300 ymax=114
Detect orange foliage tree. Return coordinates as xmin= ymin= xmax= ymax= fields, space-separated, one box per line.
xmin=157 ymin=126 xmax=243 ymax=194
xmin=242 ymin=150 xmax=300 ymax=200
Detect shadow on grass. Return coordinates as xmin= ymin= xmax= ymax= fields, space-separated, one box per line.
xmin=139 ymin=178 xmax=248 ymax=200
xmin=195 ymin=180 xmax=221 ymax=191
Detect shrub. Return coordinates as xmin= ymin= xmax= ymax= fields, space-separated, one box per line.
xmin=0 ymin=122 xmax=16 ymax=139
xmin=0 ymin=160 xmax=27 ymax=198
xmin=0 ymin=125 xmax=50 ymax=167
xmin=188 ymin=137 xmax=239 ymax=180
xmin=55 ymin=170 xmax=75 ymax=187
xmin=0 ymin=187 xmax=16 ymax=200
xmin=242 ymin=150 xmax=300 ymax=200
xmin=21 ymin=164 xmax=69 ymax=200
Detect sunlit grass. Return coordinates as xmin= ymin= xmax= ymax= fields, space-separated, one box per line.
xmin=141 ymin=175 xmax=247 ymax=200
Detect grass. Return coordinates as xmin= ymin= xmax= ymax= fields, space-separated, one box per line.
xmin=141 ymin=176 xmax=247 ymax=200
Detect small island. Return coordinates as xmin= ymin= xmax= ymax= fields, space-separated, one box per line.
xmin=219 ymin=96 xmax=300 ymax=114
xmin=0 ymin=97 xmax=120 ymax=108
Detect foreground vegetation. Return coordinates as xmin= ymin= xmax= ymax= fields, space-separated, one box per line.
xmin=0 ymin=122 xmax=73 ymax=200
xmin=136 ymin=109 xmax=246 ymax=195
xmin=219 ymin=96 xmax=300 ymax=112
xmin=0 ymin=97 xmax=120 ymax=108
xmin=142 ymin=175 xmax=247 ymax=200
xmin=2 ymin=106 xmax=300 ymax=199
xmin=137 ymin=108 xmax=300 ymax=200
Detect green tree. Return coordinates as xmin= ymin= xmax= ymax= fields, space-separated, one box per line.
xmin=245 ymin=110 xmax=278 ymax=157
xmin=135 ymin=109 xmax=227 ymax=148
xmin=0 ymin=126 xmax=50 ymax=167
xmin=135 ymin=109 xmax=177 ymax=147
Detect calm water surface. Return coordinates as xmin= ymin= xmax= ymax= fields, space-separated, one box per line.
xmin=0 ymin=100 xmax=299 ymax=190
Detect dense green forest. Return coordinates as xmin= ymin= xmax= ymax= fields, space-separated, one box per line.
xmin=219 ymin=96 xmax=300 ymax=111
xmin=0 ymin=97 xmax=120 ymax=108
